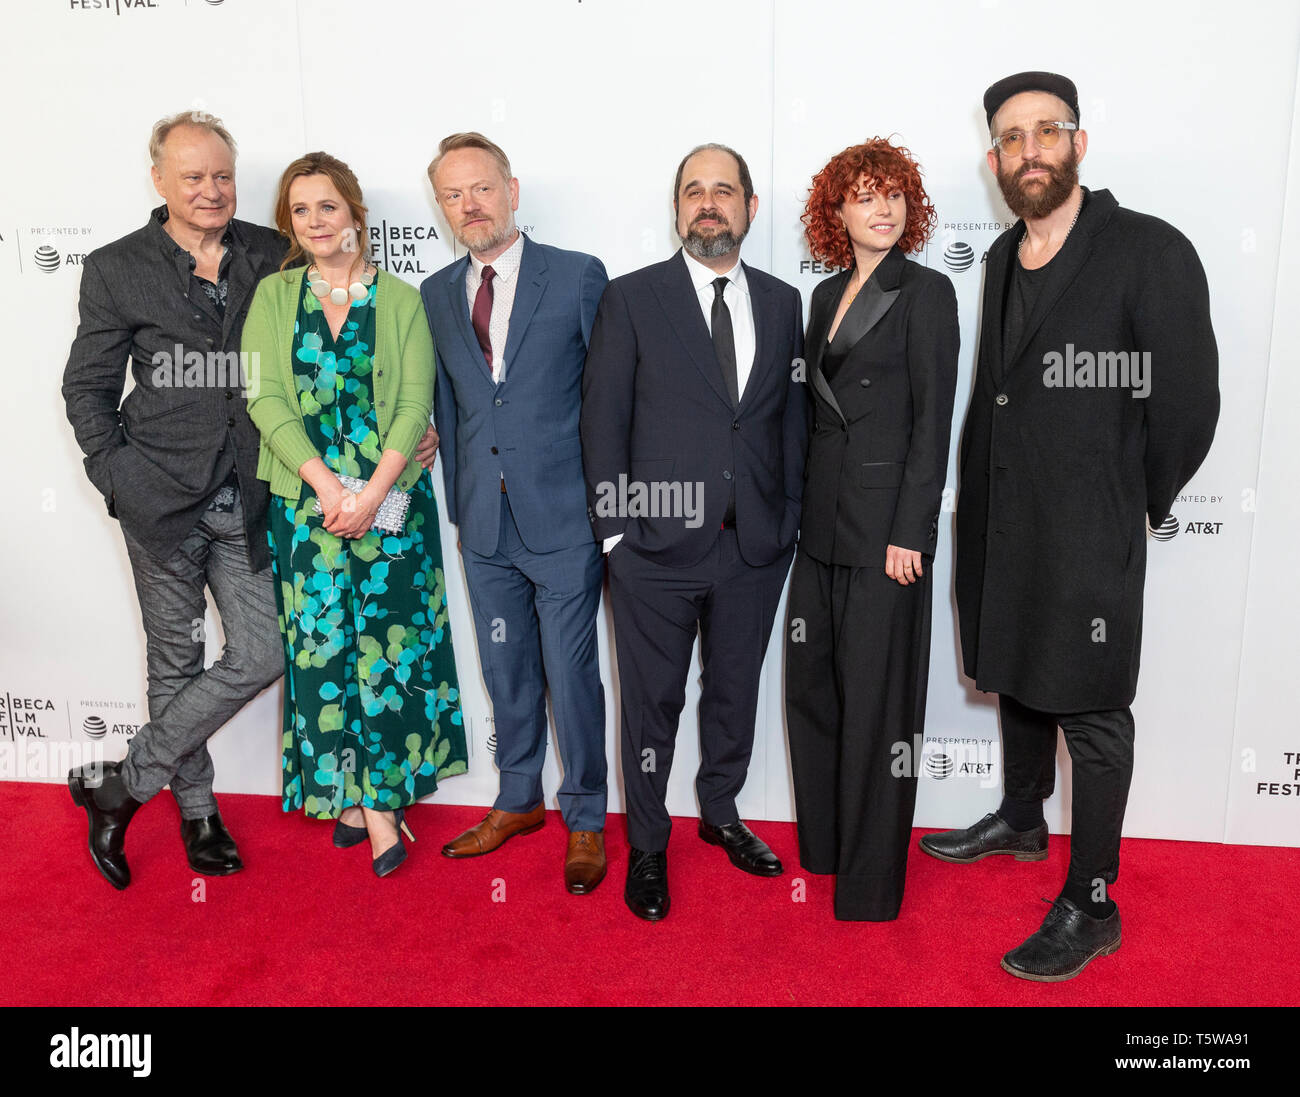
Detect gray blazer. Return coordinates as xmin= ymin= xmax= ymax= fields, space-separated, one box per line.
xmin=63 ymin=206 xmax=286 ymax=568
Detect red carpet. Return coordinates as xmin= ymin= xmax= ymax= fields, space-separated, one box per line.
xmin=6 ymin=780 xmax=1297 ymax=1006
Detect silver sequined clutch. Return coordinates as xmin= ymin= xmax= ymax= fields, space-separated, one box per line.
xmin=314 ymin=474 xmax=411 ymax=535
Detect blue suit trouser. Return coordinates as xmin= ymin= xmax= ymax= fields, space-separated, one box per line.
xmin=461 ymin=493 xmax=607 ymax=831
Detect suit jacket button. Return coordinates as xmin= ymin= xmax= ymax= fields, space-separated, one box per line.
xmin=226 ymin=417 xmax=235 ymax=427
xmin=722 ymin=470 xmax=733 ymax=480
xmin=732 ymin=421 xmax=740 ymax=430
xmin=995 ymin=393 xmax=1009 ymax=406
xmin=490 ymin=446 xmax=498 ymax=455
xmin=495 ymin=398 xmax=503 ymax=406
xmin=860 ymin=378 xmax=871 ymax=387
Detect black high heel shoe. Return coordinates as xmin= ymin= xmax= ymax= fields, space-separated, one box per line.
xmin=333 ymin=810 xmax=368 ymax=849
xmin=372 ymin=808 xmax=415 ymax=878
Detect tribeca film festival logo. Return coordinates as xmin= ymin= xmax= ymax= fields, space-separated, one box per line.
xmin=0 ymin=692 xmax=57 ymax=741
xmin=368 ymin=215 xmax=443 ymax=277
xmin=592 ymin=476 xmax=705 ymax=529
xmin=67 ymin=0 xmax=220 ymax=15
xmin=1251 ymin=751 xmax=1300 ymax=800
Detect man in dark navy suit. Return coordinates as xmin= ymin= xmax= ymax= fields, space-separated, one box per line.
xmin=581 ymin=143 xmax=807 ymax=921
xmin=422 ymin=133 xmax=610 ymax=894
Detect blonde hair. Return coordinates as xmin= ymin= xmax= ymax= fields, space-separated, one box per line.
xmin=427 ymin=132 xmax=513 ymax=188
xmin=149 ymin=110 xmax=237 ymax=168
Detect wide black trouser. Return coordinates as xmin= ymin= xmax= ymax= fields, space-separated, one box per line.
xmin=608 ymin=531 xmax=792 ymax=852
xmin=999 ymin=694 xmax=1135 ymax=902
xmin=785 ymin=548 xmax=933 ymax=921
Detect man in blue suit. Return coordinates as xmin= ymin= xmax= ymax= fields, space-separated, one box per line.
xmin=421 ymin=133 xmax=610 ymax=894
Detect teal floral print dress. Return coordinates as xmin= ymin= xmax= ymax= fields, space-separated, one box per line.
xmin=267 ymin=272 xmax=467 ymax=819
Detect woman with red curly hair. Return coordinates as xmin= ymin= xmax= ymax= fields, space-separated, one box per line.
xmin=785 ymin=137 xmax=960 ymax=921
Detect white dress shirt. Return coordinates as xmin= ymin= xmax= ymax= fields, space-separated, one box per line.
xmin=604 ymin=249 xmax=756 ymax=554
xmin=465 ymin=230 xmax=524 ymax=384
xmin=681 ymin=248 xmax=756 ymax=397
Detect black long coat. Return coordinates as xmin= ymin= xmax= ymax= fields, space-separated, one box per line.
xmin=954 ymin=188 xmax=1219 ymax=712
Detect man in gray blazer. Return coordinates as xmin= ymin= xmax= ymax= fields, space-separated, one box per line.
xmin=62 ymin=111 xmax=286 ymax=888
xmin=421 ymin=133 xmax=610 ymax=894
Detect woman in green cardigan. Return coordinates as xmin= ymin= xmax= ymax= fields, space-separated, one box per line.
xmin=244 ymin=151 xmax=466 ymax=877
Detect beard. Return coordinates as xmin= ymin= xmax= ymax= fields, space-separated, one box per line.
xmin=457 ymin=216 xmax=515 ymax=254
xmin=997 ymin=139 xmax=1079 ymax=219
xmin=680 ymin=208 xmax=750 ymax=260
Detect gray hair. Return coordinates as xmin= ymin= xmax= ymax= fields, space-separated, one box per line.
xmin=149 ymin=110 xmax=238 ymax=169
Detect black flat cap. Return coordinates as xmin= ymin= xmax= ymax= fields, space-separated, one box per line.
xmin=984 ymin=71 xmax=1080 ymax=127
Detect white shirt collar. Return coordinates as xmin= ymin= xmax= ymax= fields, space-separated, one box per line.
xmin=470 ymin=230 xmax=525 ymax=282
xmin=681 ymin=248 xmax=748 ymax=296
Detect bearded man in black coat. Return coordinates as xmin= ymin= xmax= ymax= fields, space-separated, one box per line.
xmin=923 ymin=72 xmax=1219 ymax=981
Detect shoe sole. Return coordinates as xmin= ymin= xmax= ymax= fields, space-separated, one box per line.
xmin=441 ymin=819 xmax=544 ymax=858
xmin=189 ymin=861 xmax=244 ymax=877
xmin=1000 ymin=935 xmax=1122 ymax=982
xmin=698 ymin=829 xmax=784 ymax=876
xmin=918 ymin=838 xmax=1048 ymax=865
xmin=68 ymin=773 xmax=129 ymax=891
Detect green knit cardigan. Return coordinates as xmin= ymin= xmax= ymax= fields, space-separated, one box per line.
xmin=243 ymin=268 xmax=434 ymax=501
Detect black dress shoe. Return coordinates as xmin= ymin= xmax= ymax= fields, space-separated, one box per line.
xmin=1001 ymin=897 xmax=1122 ymax=982
xmin=68 ymin=761 xmax=143 ymax=890
xmin=918 ymin=812 xmax=1048 ymax=864
xmin=625 ymin=847 xmax=669 ymax=922
xmin=180 ymin=813 xmax=244 ymax=876
xmin=698 ymin=820 xmax=783 ymax=876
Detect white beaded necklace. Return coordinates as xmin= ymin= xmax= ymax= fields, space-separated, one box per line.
xmin=308 ymin=261 xmax=375 ymax=306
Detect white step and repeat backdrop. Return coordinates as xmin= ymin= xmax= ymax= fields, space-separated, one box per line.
xmin=2 ymin=0 xmax=1297 ymax=847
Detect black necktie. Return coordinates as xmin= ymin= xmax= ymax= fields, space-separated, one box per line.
xmin=711 ymin=276 xmax=739 ymax=408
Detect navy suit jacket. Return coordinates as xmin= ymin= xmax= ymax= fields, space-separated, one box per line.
xmin=581 ymin=249 xmax=807 ymax=569
xmin=421 ymin=234 xmax=608 ymax=555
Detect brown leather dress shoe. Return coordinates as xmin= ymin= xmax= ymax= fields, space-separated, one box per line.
xmin=441 ymin=804 xmax=545 ymax=858
xmin=564 ymin=830 xmax=606 ymax=894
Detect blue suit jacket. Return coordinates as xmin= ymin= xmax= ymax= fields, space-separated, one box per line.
xmin=421 ymin=234 xmax=608 ymax=555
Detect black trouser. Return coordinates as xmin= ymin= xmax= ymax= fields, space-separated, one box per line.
xmin=1000 ymin=694 xmax=1136 ymax=901
xmin=607 ymin=532 xmax=792 ymax=852
xmin=785 ymin=549 xmax=933 ymax=921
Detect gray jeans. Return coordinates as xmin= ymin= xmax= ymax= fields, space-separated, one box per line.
xmin=118 ymin=492 xmax=282 ymax=819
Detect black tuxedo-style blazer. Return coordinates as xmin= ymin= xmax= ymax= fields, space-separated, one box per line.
xmin=798 ymin=246 xmax=959 ymax=568
xmin=581 ymin=249 xmax=807 ymax=569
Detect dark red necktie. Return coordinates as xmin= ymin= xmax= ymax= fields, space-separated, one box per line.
xmin=471 ymin=265 xmax=496 ymax=369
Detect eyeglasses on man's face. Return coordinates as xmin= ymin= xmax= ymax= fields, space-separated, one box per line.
xmin=991 ymin=121 xmax=1078 ymax=157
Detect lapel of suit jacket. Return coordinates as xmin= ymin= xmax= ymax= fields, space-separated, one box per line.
xmin=738 ymin=260 xmax=774 ymax=411
xmin=828 ymin=245 xmax=904 ymax=363
xmin=806 ymin=269 xmax=850 ymax=426
xmin=446 ymin=254 xmax=494 ymax=385
xmin=982 ymin=229 xmax=1014 ymax=389
xmin=502 ymin=234 xmax=548 ymax=376
xmin=1005 ymin=188 xmax=1109 ymax=378
xmin=651 ymin=249 xmax=734 ymax=411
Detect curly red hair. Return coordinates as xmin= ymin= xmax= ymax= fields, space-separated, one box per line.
xmin=802 ymin=138 xmax=936 ymax=268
